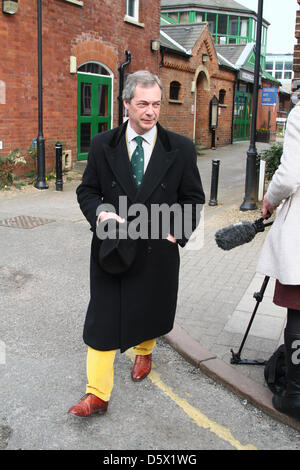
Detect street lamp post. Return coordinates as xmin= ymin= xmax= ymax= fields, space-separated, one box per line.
xmin=240 ymin=0 xmax=264 ymax=211
xmin=35 ymin=0 xmax=48 ymax=190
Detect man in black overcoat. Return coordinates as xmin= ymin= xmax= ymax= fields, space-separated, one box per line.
xmin=68 ymin=71 xmax=205 ymax=417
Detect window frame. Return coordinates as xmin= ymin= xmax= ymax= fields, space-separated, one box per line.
xmin=169 ymin=81 xmax=182 ymax=101
xmin=219 ymin=89 xmax=226 ymax=105
xmin=126 ymin=0 xmax=139 ymax=22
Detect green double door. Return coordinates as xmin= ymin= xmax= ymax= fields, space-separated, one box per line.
xmin=77 ymin=73 xmax=112 ymax=160
xmin=233 ymin=91 xmax=252 ymax=141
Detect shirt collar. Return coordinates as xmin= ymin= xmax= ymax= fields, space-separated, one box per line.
xmin=127 ymin=121 xmax=157 ymax=146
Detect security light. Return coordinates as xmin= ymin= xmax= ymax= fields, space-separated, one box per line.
xmin=2 ymin=0 xmax=18 ymax=14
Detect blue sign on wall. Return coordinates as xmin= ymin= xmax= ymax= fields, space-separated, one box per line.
xmin=262 ymin=87 xmax=278 ymax=106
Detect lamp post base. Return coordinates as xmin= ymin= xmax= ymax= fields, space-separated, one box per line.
xmin=34 ymin=179 xmax=49 ymax=190
xmin=240 ymin=146 xmax=259 ymax=211
xmin=240 ymin=200 xmax=257 ymax=211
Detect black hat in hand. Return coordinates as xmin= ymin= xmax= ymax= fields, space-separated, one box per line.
xmin=98 ymin=221 xmax=137 ymax=275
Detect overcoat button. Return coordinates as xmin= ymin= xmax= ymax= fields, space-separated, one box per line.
xmin=147 ymin=246 xmax=152 ymax=254
xmin=161 ymin=183 xmax=166 ymax=190
xmin=111 ymin=181 xmax=117 ymax=188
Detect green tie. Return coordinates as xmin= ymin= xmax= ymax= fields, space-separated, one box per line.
xmin=131 ymin=136 xmax=144 ymax=187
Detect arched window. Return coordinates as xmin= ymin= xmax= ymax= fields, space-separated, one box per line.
xmin=169 ymin=81 xmax=181 ymax=100
xmin=78 ymin=62 xmax=110 ymax=76
xmin=219 ymin=89 xmax=226 ymax=104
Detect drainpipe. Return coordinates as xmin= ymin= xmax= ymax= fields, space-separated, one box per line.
xmin=231 ymin=76 xmax=237 ymax=144
xmin=160 ymin=47 xmax=166 ymax=68
xmin=118 ymin=50 xmax=131 ymax=125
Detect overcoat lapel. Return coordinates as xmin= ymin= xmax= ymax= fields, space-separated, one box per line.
xmin=102 ymin=121 xmax=178 ymax=205
xmin=103 ymin=138 xmax=137 ymax=203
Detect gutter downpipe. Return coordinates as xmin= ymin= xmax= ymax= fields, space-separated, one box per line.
xmin=118 ymin=50 xmax=131 ymax=125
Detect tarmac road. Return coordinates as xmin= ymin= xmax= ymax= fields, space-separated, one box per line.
xmin=0 ymin=142 xmax=299 ymax=452
xmin=1 ymin=337 xmax=300 ymax=451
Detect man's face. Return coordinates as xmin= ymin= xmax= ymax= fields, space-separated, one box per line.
xmin=124 ymin=83 xmax=162 ymax=135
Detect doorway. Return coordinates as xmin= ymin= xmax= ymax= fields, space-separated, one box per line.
xmin=77 ymin=63 xmax=112 ymax=160
xmin=233 ymin=91 xmax=252 ymax=141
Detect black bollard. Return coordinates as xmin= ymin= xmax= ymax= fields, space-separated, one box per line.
xmin=55 ymin=142 xmax=63 ymax=191
xmin=209 ymin=159 xmax=220 ymax=206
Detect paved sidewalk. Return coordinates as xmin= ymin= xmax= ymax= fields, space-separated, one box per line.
xmin=165 ymin=141 xmax=299 ymax=431
xmin=176 ymin=141 xmax=284 ymax=379
xmin=1 ymin=139 xmax=299 ymax=431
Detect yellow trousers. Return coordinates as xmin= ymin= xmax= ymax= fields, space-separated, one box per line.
xmin=86 ymin=338 xmax=156 ymax=401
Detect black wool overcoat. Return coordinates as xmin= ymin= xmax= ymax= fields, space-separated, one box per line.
xmin=76 ymin=121 xmax=205 ymax=352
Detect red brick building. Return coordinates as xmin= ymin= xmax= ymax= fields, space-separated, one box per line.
xmin=159 ymin=23 xmax=236 ymax=149
xmin=0 ymin=0 xmax=161 ymax=172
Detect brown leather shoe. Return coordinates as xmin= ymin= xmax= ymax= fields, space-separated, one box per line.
xmin=67 ymin=393 xmax=108 ymax=417
xmin=131 ymin=353 xmax=152 ymax=382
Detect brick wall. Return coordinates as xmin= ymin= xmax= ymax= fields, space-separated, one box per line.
xmin=0 ymin=0 xmax=160 ymax=172
xmin=292 ymin=0 xmax=300 ymax=90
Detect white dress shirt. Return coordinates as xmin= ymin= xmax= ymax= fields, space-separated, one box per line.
xmin=126 ymin=121 xmax=157 ymax=173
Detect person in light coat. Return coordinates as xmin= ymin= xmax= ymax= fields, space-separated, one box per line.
xmin=257 ymin=103 xmax=300 ymax=421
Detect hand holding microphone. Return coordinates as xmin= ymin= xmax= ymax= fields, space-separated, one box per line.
xmin=261 ymin=194 xmax=277 ymax=219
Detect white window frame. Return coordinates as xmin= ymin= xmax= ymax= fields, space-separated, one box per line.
xmin=64 ymin=0 xmax=84 ymax=6
xmin=124 ymin=0 xmax=144 ymax=28
xmin=126 ymin=0 xmax=139 ymax=21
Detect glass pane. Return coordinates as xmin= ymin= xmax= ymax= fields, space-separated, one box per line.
xmin=218 ymin=14 xmax=227 ymax=35
xmin=240 ymin=19 xmax=248 ymax=37
xmin=229 ymin=16 xmax=238 ymax=36
xmin=180 ymin=12 xmax=189 ymax=24
xmin=285 ymin=62 xmax=293 ymax=71
xmin=275 ymin=62 xmax=284 ymax=70
xmin=170 ymin=81 xmax=180 ymax=100
xmin=98 ymin=85 xmax=108 ymax=116
xmin=81 ymin=83 xmax=91 ymax=116
xmin=168 ymin=12 xmax=179 ymax=23
xmin=80 ymin=123 xmax=91 ymax=153
xmin=207 ymin=13 xmax=216 ymax=34
xmin=127 ymin=0 xmax=135 ymax=17
xmin=265 ymin=61 xmax=273 ymax=70
xmin=98 ymin=123 xmax=108 ymax=133
xmin=195 ymin=13 xmax=202 ymax=22
xmin=219 ymin=90 xmax=226 ymax=104
xmin=78 ymin=63 xmax=110 ymax=76
xmin=284 ymin=71 xmax=292 ymax=79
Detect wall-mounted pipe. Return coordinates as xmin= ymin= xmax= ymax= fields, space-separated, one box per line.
xmin=118 ymin=50 xmax=131 ymax=125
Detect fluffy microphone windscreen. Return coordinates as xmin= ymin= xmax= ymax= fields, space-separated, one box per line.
xmin=215 ymin=221 xmax=257 ymax=251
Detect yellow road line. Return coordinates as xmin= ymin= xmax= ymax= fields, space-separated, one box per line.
xmin=126 ymin=350 xmax=257 ymax=451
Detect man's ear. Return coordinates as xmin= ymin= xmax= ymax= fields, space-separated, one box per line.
xmin=123 ymin=100 xmax=129 ymax=111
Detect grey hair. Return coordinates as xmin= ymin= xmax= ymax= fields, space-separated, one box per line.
xmin=122 ymin=70 xmax=163 ymax=102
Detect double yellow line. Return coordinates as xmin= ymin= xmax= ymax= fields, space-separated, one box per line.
xmin=126 ymin=350 xmax=257 ymax=451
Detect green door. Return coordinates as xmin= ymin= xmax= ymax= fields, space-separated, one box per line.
xmin=233 ymin=91 xmax=252 ymax=141
xmin=77 ymin=73 xmax=112 ymax=160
